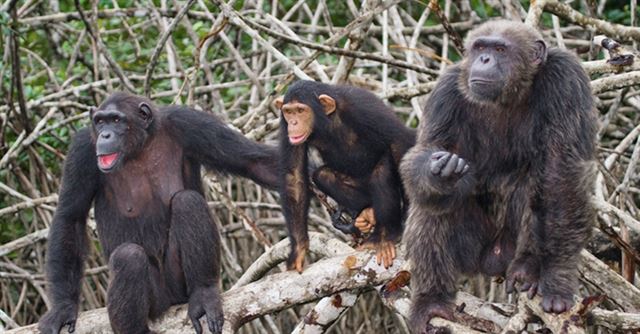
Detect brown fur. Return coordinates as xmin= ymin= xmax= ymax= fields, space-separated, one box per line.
xmin=401 ymin=20 xmax=597 ymax=333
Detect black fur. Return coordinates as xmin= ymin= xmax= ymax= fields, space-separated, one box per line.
xmin=39 ymin=92 xmax=279 ymax=334
xmin=279 ymin=81 xmax=416 ymax=269
xmin=401 ymin=21 xmax=597 ymax=333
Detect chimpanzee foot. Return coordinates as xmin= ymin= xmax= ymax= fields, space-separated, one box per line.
xmin=540 ymin=293 xmax=574 ymax=314
xmin=357 ymin=238 xmax=396 ymax=268
xmin=409 ymin=301 xmax=454 ymax=334
xmin=287 ymin=242 xmax=308 ymax=273
xmin=506 ymin=257 xmax=540 ymax=299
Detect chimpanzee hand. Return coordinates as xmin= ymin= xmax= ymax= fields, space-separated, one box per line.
xmin=188 ymin=286 xmax=224 ymax=334
xmin=354 ymin=207 xmax=376 ymax=234
xmin=506 ymin=256 xmax=540 ymax=300
xmin=429 ymin=151 xmax=469 ymax=179
xmin=38 ymin=303 xmax=78 ymax=334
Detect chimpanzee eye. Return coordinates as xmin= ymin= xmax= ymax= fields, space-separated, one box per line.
xmin=114 ymin=117 xmax=120 ymax=123
xmin=96 ymin=119 xmax=104 ymax=125
xmin=476 ymin=45 xmax=484 ymax=51
xmin=496 ymin=46 xmax=505 ymax=53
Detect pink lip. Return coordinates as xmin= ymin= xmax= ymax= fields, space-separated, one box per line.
xmin=98 ymin=152 xmax=119 ymax=169
xmin=289 ymin=134 xmax=307 ymax=145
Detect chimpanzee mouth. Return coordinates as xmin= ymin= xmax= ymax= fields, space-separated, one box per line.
xmin=469 ymin=78 xmax=495 ymax=85
xmin=97 ymin=152 xmax=120 ymax=171
xmin=289 ymin=133 xmax=309 ymax=145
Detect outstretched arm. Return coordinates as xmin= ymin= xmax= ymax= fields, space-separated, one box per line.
xmin=39 ymin=128 xmax=98 ymax=334
xmin=166 ymin=106 xmax=280 ymax=189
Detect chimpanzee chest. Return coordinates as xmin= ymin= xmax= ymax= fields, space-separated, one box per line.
xmin=101 ymin=134 xmax=185 ymax=218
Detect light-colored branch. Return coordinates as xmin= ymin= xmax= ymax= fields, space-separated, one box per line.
xmin=232 ymin=232 xmax=354 ymax=289
xmin=590 ymin=308 xmax=640 ymax=331
xmin=524 ymin=0 xmax=547 ymax=27
xmin=544 ymin=0 xmax=640 ymax=43
xmin=591 ymin=71 xmax=640 ymax=94
xmin=142 ymin=0 xmax=196 ymax=96
xmin=291 ymin=292 xmax=359 ymax=333
xmin=579 ymin=250 xmax=640 ymax=311
xmin=6 ymin=238 xmax=401 ymax=334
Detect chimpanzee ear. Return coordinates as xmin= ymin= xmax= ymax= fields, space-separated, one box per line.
xmin=274 ymin=96 xmax=284 ymax=110
xmin=89 ymin=106 xmax=96 ymax=117
xmin=318 ymin=94 xmax=336 ymax=115
xmin=533 ymin=40 xmax=547 ymax=65
xmin=138 ymin=102 xmax=153 ymax=126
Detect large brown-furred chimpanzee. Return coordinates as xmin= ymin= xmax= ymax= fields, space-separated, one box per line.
xmin=275 ymin=81 xmax=416 ymax=272
xmin=38 ymin=93 xmax=279 ymax=334
xmin=400 ymin=20 xmax=597 ymax=332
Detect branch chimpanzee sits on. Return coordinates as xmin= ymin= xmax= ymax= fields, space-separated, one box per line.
xmin=275 ymin=81 xmax=416 ymax=272
xmin=400 ymin=20 xmax=597 ymax=332
xmin=38 ymin=93 xmax=279 ymax=334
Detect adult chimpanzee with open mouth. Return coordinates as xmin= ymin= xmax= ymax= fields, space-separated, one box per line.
xmin=38 ymin=92 xmax=279 ymax=334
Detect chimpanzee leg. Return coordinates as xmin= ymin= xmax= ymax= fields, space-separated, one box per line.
xmin=505 ymin=181 xmax=543 ymax=298
xmin=107 ymin=243 xmax=166 ymax=334
xmin=168 ymin=190 xmax=224 ymax=334
xmin=312 ymin=166 xmax=370 ymax=212
xmin=368 ymin=154 xmax=403 ymax=242
xmin=313 ymin=166 xmax=371 ymax=234
xmin=405 ymin=199 xmax=489 ymax=333
xmin=358 ymin=155 xmax=405 ymax=268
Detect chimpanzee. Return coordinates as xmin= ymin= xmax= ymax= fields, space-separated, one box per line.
xmin=400 ymin=20 xmax=597 ymax=332
xmin=38 ymin=92 xmax=279 ymax=334
xmin=275 ymin=81 xmax=416 ymax=272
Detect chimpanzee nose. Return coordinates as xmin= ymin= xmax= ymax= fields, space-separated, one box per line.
xmin=101 ymin=131 xmax=112 ymax=139
xmin=480 ymin=55 xmax=491 ymax=64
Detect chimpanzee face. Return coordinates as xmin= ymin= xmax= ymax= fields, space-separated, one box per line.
xmin=467 ymin=36 xmax=511 ymax=101
xmin=275 ymin=95 xmax=336 ymax=145
xmin=464 ymin=27 xmax=546 ymax=104
xmin=91 ymin=100 xmax=153 ymax=173
xmin=279 ymin=100 xmax=315 ymax=145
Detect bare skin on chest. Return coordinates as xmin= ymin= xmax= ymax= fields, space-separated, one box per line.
xmin=105 ymin=132 xmax=184 ymax=217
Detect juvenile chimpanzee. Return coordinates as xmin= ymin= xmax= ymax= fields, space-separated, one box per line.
xmin=38 ymin=93 xmax=279 ymax=334
xmin=275 ymin=81 xmax=416 ymax=272
xmin=400 ymin=20 xmax=597 ymax=332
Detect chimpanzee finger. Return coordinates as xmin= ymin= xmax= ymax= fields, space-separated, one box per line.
xmin=67 ymin=320 xmax=76 ymax=333
xmin=191 ymin=315 xmax=203 ymax=334
xmin=527 ymin=283 xmax=538 ymax=299
xmin=383 ymin=248 xmax=391 ymax=268
xmin=505 ymin=278 xmax=515 ymax=293
xmin=207 ymin=315 xmax=224 ymax=334
xmin=440 ymin=154 xmax=459 ymax=177
xmin=454 ymin=158 xmax=467 ymax=174
xmin=391 ymin=244 xmax=396 ymax=261
xmin=430 ymin=152 xmax=451 ymax=174
xmin=431 ymin=151 xmax=448 ymax=160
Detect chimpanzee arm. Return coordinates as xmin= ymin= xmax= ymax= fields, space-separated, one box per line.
xmin=165 ymin=106 xmax=280 ymax=189
xmin=39 ymin=128 xmax=99 ymax=334
xmin=530 ymin=50 xmax=597 ymax=313
xmin=399 ymin=68 xmax=476 ymax=214
xmin=280 ymin=142 xmax=311 ymax=272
